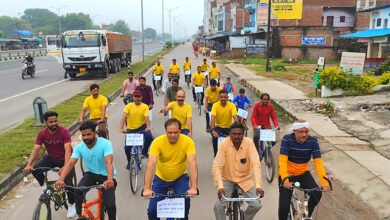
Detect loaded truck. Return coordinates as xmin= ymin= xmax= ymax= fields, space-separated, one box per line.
xmin=46 ymin=30 xmax=132 ymax=78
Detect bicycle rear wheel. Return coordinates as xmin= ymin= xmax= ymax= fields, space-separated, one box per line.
xmin=265 ymin=143 xmax=275 ymax=183
xmin=32 ymin=201 xmax=51 ymax=220
xmin=197 ymin=94 xmax=202 ymax=116
xmin=129 ymin=156 xmax=138 ymax=194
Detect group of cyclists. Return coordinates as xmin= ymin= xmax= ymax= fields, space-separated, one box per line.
xmin=23 ymin=53 xmax=331 ymax=220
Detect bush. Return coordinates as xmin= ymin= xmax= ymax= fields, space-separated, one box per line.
xmin=173 ymin=42 xmax=181 ymax=46
xmin=377 ymin=71 xmax=390 ymax=85
xmin=318 ymin=67 xmax=349 ymax=90
xmin=165 ymin=41 xmax=172 ymax=48
xmin=349 ymin=75 xmax=377 ymax=95
xmin=272 ymin=63 xmax=286 ymax=72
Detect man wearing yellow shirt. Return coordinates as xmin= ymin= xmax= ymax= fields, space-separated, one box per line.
xmin=209 ymin=61 xmax=220 ymax=86
xmin=119 ymin=90 xmax=153 ymax=165
xmin=183 ymin=56 xmax=192 ymax=85
xmin=205 ymin=79 xmax=221 ymax=132
xmin=143 ymin=118 xmax=198 ymax=219
xmin=160 ymin=90 xmax=193 ymax=138
xmin=211 ymin=90 xmax=239 ymax=157
xmin=169 ymin=58 xmax=180 ymax=79
xmin=152 ymin=60 xmax=164 ymax=92
xmin=80 ymin=84 xmax=108 ymax=138
xmin=192 ymin=66 xmax=206 ymax=103
xmin=212 ymin=122 xmax=264 ymax=220
xmin=201 ymin=58 xmax=209 ymax=76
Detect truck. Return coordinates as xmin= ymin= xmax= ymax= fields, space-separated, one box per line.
xmin=47 ymin=30 xmax=132 ymax=78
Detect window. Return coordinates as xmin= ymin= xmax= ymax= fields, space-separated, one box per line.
xmin=385 ymin=19 xmax=388 ymax=28
xmin=326 ymin=16 xmax=334 ymax=27
xmin=340 ymin=16 xmax=346 ymax=23
xmin=377 ymin=18 xmax=382 ymax=27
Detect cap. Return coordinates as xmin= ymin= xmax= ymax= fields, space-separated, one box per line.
xmin=133 ymin=90 xmax=142 ymax=97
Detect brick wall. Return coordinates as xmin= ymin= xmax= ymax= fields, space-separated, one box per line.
xmin=356 ymin=12 xmax=370 ymax=30
xmin=376 ymin=0 xmax=390 ymax=6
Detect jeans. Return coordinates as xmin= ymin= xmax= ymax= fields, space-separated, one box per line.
xmin=122 ymin=94 xmax=133 ymax=105
xmin=278 ymin=171 xmax=322 ymax=220
xmin=75 ymin=172 xmax=117 ymax=220
xmin=214 ymin=181 xmax=262 ymax=220
xmin=212 ymin=127 xmax=230 ymax=157
xmin=205 ymin=103 xmax=213 ymax=129
xmin=124 ymin=124 xmax=154 ymax=162
xmin=192 ymin=87 xmax=204 ymax=103
xmin=152 ymin=75 xmax=163 ymax=91
xmin=147 ymin=174 xmax=191 ymax=220
xmin=32 ymin=155 xmax=75 ymax=204
xmin=181 ymin=129 xmax=190 ymax=136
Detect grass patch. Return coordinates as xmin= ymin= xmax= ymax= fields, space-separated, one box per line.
xmin=0 ymin=49 xmax=169 ymax=179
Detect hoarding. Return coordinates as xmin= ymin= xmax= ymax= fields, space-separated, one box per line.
xmin=340 ymin=52 xmax=366 ymax=74
xmin=257 ymin=0 xmax=269 ymax=25
xmin=272 ymin=0 xmax=303 ymax=20
xmin=302 ymin=36 xmax=326 ymax=45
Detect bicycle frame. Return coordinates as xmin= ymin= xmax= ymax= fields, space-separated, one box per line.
xmin=81 ymin=188 xmax=104 ymax=220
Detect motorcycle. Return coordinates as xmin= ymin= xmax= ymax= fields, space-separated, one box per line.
xmin=22 ymin=60 xmax=35 ymax=79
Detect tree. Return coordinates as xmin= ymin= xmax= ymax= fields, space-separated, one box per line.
xmin=0 ymin=16 xmax=29 ymax=38
xmin=144 ymin=28 xmax=156 ymax=40
xmin=62 ymin=13 xmax=95 ymax=31
xmin=22 ymin=9 xmax=57 ymax=30
xmin=0 ymin=30 xmax=3 ymax=38
xmin=110 ymin=20 xmax=130 ymax=36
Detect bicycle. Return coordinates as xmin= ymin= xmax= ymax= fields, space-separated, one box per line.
xmin=154 ymin=75 xmax=162 ymax=96
xmin=236 ymin=106 xmax=251 ymax=137
xmin=222 ymin=186 xmax=261 ymax=220
xmin=202 ymin=71 xmax=209 ymax=87
xmin=63 ymin=184 xmax=108 ymax=220
xmin=194 ymin=86 xmax=204 ymax=116
xmin=257 ymin=127 xmax=278 ymax=183
xmin=124 ymin=131 xmax=145 ymax=194
xmin=30 ymin=167 xmax=77 ymax=220
xmin=281 ymin=175 xmax=333 ymax=220
xmin=184 ymin=71 xmax=191 ymax=89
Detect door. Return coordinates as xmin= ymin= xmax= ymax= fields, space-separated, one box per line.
xmin=326 ymin=16 xmax=334 ymax=27
xmin=46 ymin=35 xmax=63 ymax=64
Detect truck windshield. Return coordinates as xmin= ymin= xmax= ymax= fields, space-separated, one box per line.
xmin=63 ymin=34 xmax=99 ymax=48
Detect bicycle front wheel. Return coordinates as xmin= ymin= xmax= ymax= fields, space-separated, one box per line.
xmin=129 ymin=156 xmax=138 ymax=194
xmin=232 ymin=202 xmax=240 ymax=220
xmin=197 ymin=95 xmax=202 ymax=116
xmin=288 ymin=202 xmax=295 ymax=220
xmin=264 ymin=143 xmax=275 ymax=183
xmin=32 ymin=201 xmax=51 ymax=220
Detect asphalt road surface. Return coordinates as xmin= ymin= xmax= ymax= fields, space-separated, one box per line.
xmin=0 ymin=42 xmax=162 ymax=133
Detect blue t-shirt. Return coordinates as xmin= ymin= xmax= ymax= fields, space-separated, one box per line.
xmin=72 ymin=137 xmax=117 ymax=178
xmin=280 ymin=133 xmax=322 ymax=164
xmin=233 ymin=95 xmax=251 ymax=110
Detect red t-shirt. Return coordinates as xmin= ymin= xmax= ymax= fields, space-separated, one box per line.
xmin=35 ymin=126 xmax=72 ymax=161
xmin=251 ymin=102 xmax=279 ymax=129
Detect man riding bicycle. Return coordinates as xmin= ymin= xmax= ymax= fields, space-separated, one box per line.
xmin=205 ymin=79 xmax=221 ymax=132
xmin=143 ymin=119 xmax=198 ymax=220
xmin=209 ymin=61 xmax=220 ymax=86
xmin=213 ymin=122 xmax=264 ymax=220
xmin=55 ymin=120 xmax=117 ymax=220
xmin=183 ymin=56 xmax=192 ymax=83
xmin=233 ymin=88 xmax=251 ymax=125
xmin=160 ymin=90 xmax=193 ymax=138
xmin=24 ymin=111 xmax=76 ymax=217
xmin=192 ymin=66 xmax=206 ymax=103
xmin=211 ymin=90 xmax=239 ymax=157
xmin=200 ymin=58 xmax=209 ymax=74
xmin=162 ymin=72 xmax=173 ymax=94
xmin=152 ymin=60 xmax=164 ymax=91
xmin=164 ymin=78 xmax=183 ymax=107
xmin=169 ymin=59 xmax=180 ymax=79
xmin=80 ymin=84 xmax=108 ymax=138
xmin=278 ymin=120 xmax=331 ymax=220
xmin=120 ymin=71 xmax=139 ymax=105
xmin=119 ymin=90 xmax=153 ymax=162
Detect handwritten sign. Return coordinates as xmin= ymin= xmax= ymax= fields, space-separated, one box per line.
xmin=125 ymin=133 xmax=144 ymax=146
xmin=194 ymin=86 xmax=203 ymax=93
xmin=259 ymin=129 xmax=276 ymax=142
xmin=228 ymin=92 xmax=234 ymax=101
xmin=154 ymin=75 xmax=162 ymax=81
xmin=340 ymin=52 xmax=366 ymax=74
xmin=184 ymin=70 xmax=191 ymax=75
xmin=157 ymin=198 xmax=185 ymax=218
xmin=218 ymin=137 xmax=226 ymax=149
xmin=237 ymin=108 xmax=248 ymax=119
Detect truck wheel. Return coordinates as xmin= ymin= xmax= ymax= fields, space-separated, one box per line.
xmin=69 ymin=73 xmax=77 ymax=79
xmin=102 ymin=63 xmax=109 ymax=78
xmin=116 ymin=58 xmax=121 ymax=73
xmin=110 ymin=60 xmax=116 ymax=73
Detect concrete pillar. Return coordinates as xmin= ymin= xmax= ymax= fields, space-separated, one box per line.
xmin=367 ymin=38 xmax=372 ymax=58
xmin=378 ymin=43 xmax=383 ymax=58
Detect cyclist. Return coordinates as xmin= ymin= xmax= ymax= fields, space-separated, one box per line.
xmin=120 ymin=71 xmax=139 ymax=105
xmin=143 ymin=119 xmax=198 ymax=220
xmin=152 ymin=60 xmax=164 ymax=92
xmin=251 ymin=93 xmax=279 ymax=154
xmin=164 ymin=78 xmax=183 ymax=107
xmin=119 ymin=90 xmax=153 ymax=163
xmin=24 ymin=111 xmax=76 ymax=218
xmin=160 ymin=90 xmax=193 ymax=137
xmin=205 ymin=79 xmax=221 ymax=132
xmin=200 ymin=58 xmax=210 ymax=79
xmin=278 ymin=120 xmax=331 ymax=220
xmin=209 ymin=61 xmax=220 ymax=86
xmin=169 ymin=59 xmax=180 ymax=79
xmin=80 ymin=84 xmax=108 ymax=138
xmin=211 ymin=90 xmax=239 ymax=157
xmin=162 ymin=72 xmax=174 ymax=94
xmin=233 ymin=88 xmax=252 ymax=125
xmin=213 ymin=122 xmax=264 ymax=220
xmin=222 ymin=77 xmax=235 ymax=99
xmin=55 ymin=120 xmax=117 ymax=220
xmin=192 ymin=66 xmax=206 ymax=103
xmin=135 ymin=77 xmax=154 ymax=122
xmin=183 ymin=56 xmax=192 ymax=83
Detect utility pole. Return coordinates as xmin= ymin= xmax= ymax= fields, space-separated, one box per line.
xmin=265 ymin=0 xmax=272 ymax=72
xmin=51 ymin=5 xmax=67 ymax=34
xmin=162 ymin=0 xmax=164 ymax=43
xmin=165 ymin=7 xmax=178 ymax=42
xmin=173 ymin=15 xmax=181 ymax=42
xmin=141 ymin=0 xmax=145 ymax=62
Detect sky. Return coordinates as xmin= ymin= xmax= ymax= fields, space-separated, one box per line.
xmin=0 ymin=0 xmax=204 ymax=37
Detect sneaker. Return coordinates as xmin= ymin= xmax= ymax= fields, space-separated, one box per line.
xmin=126 ymin=162 xmax=130 ymax=170
xmin=67 ymin=203 xmax=77 ymax=218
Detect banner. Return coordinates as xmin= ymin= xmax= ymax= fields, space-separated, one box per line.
xmin=257 ymin=0 xmax=269 ymax=25
xmin=340 ymin=52 xmax=366 ymax=74
xmin=272 ymin=0 xmax=303 ymax=20
xmin=302 ymin=36 xmax=326 ymax=45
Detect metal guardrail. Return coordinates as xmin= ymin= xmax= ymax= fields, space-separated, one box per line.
xmin=0 ymin=49 xmax=47 ymax=60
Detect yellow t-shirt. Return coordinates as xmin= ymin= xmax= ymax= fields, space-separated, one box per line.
xmin=83 ymin=95 xmax=108 ymax=119
xmin=183 ymin=61 xmax=192 ymax=71
xmin=205 ymin=87 xmax=221 ymax=104
xmin=201 ymin=62 xmax=209 ymax=72
xmin=211 ymin=101 xmax=237 ymax=128
xmin=170 ymin=63 xmax=180 ymax=75
xmin=209 ymin=66 xmax=220 ymax=79
xmin=168 ymin=102 xmax=192 ymax=130
xmin=153 ymin=64 xmax=164 ymax=75
xmin=123 ymin=102 xmax=149 ymax=130
xmin=192 ymin=72 xmax=205 ymax=86
xmin=149 ymin=134 xmax=196 ymax=181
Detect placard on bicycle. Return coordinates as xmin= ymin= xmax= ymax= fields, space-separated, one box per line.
xmin=259 ymin=129 xmax=276 ymax=142
xmin=184 ymin=70 xmax=191 ymax=75
xmin=194 ymin=86 xmax=203 ymax=93
xmin=237 ymin=108 xmax=248 ymax=119
xmin=154 ymin=75 xmax=162 ymax=81
xmin=157 ymin=198 xmax=185 ymax=218
xmin=125 ymin=133 xmax=144 ymax=146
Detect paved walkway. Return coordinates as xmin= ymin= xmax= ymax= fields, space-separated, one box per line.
xmin=226 ymin=63 xmax=390 ymax=219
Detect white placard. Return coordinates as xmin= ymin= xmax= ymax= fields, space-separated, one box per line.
xmin=259 ymin=129 xmax=276 ymax=142
xmin=184 ymin=70 xmax=191 ymax=75
xmin=211 ymin=78 xmax=219 ymax=84
xmin=317 ymin=57 xmax=325 ymax=66
xmin=157 ymin=198 xmax=185 ymax=218
xmin=194 ymin=86 xmax=203 ymax=93
xmin=203 ymin=71 xmax=209 ymax=77
xmin=237 ymin=108 xmax=248 ymax=119
xmin=149 ymin=109 xmax=153 ymax=122
xmin=228 ymin=93 xmax=234 ymax=101
xmin=125 ymin=133 xmax=144 ymax=146
xmin=218 ymin=137 xmax=226 ymax=149
xmin=154 ymin=75 xmax=162 ymax=81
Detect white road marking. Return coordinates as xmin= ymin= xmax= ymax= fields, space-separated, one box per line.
xmin=0 ymin=79 xmax=68 ymax=103
xmin=35 ymin=69 xmax=48 ymax=73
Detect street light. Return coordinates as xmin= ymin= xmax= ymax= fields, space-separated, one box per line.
xmin=141 ymin=0 xmax=145 ymax=63
xmin=51 ymin=5 xmax=67 ymax=34
xmin=173 ymin=15 xmax=181 ymax=42
xmin=165 ymin=7 xmax=178 ymax=42
xmin=162 ymin=0 xmax=164 ymax=43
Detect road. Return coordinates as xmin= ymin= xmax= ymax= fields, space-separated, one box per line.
xmin=0 ymin=42 xmax=162 ymax=133
xmin=0 ymin=43 xmax=280 ymax=219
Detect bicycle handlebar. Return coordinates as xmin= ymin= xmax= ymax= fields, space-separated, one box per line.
xmin=141 ymin=188 xmax=200 ymax=198
xmin=221 ymin=194 xmax=261 ymax=202
xmin=122 ymin=131 xmax=147 ymax=134
xmin=31 ymin=167 xmax=60 ymax=173
xmin=64 ymin=184 xmax=104 ymax=191
xmin=280 ymin=175 xmax=333 ymax=191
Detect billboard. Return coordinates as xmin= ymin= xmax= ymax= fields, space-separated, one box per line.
xmin=302 ymin=36 xmax=326 ymax=45
xmin=257 ymin=0 xmax=269 ymax=25
xmin=340 ymin=52 xmax=366 ymax=74
xmin=272 ymin=0 xmax=303 ymax=20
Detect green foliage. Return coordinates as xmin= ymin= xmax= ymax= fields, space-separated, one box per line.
xmin=272 ymin=63 xmax=286 ymax=72
xmin=0 ymin=29 xmax=3 ymax=38
xmin=110 ymin=20 xmax=130 ymax=35
xmin=22 ymin=8 xmax=57 ymax=31
xmin=324 ymin=99 xmax=335 ymax=114
xmin=165 ymin=41 xmax=172 ymax=48
xmin=318 ymin=67 xmax=349 ymax=90
xmin=61 ymin=13 xmax=95 ymax=32
xmin=0 ymin=16 xmax=29 ymax=38
xmin=173 ymin=42 xmax=181 ymax=46
xmin=144 ymin=28 xmax=156 ymax=40
xmin=377 ymin=71 xmax=390 ymax=85
xmin=349 ymin=75 xmax=377 ymax=95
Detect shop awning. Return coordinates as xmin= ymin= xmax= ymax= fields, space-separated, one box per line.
xmin=341 ymin=28 xmax=390 ymax=38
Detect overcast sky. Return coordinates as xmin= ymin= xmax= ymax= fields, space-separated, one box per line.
xmin=0 ymin=0 xmax=204 ymax=36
